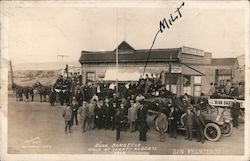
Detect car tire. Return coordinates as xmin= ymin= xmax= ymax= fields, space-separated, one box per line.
xmin=221 ymin=122 xmax=233 ymax=137
xmin=204 ymin=123 xmax=221 ymax=142
xmin=155 ymin=117 xmax=168 ymax=132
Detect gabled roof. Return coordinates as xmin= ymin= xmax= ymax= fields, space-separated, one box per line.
xmin=211 ymin=58 xmax=236 ymax=66
xmin=114 ymin=41 xmax=135 ymax=52
xmin=79 ymin=48 xmax=181 ymax=64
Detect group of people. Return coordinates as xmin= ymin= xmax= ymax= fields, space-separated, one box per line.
xmin=50 ymin=73 xmax=162 ymax=107
xmin=61 ymin=91 xmax=213 ymax=144
xmin=209 ymin=80 xmax=245 ymax=99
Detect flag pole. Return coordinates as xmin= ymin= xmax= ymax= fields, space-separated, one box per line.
xmin=116 ymin=8 xmax=119 ymax=94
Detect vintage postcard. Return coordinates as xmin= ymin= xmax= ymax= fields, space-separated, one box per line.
xmin=0 ymin=1 xmax=249 ymax=161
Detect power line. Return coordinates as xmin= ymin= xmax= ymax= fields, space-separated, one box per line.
xmin=143 ymin=29 xmax=161 ymax=75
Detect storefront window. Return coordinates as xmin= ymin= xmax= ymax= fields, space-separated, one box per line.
xmin=194 ymin=85 xmax=201 ymax=96
xmin=183 ymin=86 xmax=191 ymax=95
xmin=183 ymin=75 xmax=191 ymax=95
xmin=194 ymin=76 xmax=201 ymax=84
xmin=166 ymin=84 xmax=177 ymax=94
xmin=86 ymin=72 xmax=95 ymax=82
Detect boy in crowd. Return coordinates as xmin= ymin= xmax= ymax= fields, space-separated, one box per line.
xmin=62 ymin=105 xmax=73 ymax=134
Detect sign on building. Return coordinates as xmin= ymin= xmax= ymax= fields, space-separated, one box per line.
xmin=182 ymin=46 xmax=204 ymax=56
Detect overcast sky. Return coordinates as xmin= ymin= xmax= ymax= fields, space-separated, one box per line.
xmin=2 ymin=1 xmax=247 ymax=64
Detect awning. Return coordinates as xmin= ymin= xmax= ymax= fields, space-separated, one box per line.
xmin=180 ymin=63 xmax=205 ymax=76
xmin=103 ymin=69 xmax=152 ymax=81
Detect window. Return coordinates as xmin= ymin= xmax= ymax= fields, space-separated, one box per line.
xmin=194 ymin=76 xmax=201 ymax=84
xmin=166 ymin=84 xmax=177 ymax=94
xmin=183 ymin=86 xmax=191 ymax=95
xmin=218 ymin=75 xmax=231 ymax=85
xmin=194 ymin=85 xmax=201 ymax=97
xmin=86 ymin=72 xmax=95 ymax=82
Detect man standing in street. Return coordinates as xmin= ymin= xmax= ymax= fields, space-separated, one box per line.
xmin=184 ymin=106 xmax=194 ymax=141
xmin=230 ymin=98 xmax=241 ymax=128
xmin=194 ymin=107 xmax=205 ymax=144
xmin=103 ymin=98 xmax=112 ymax=130
xmin=156 ymin=109 xmax=167 ymax=142
xmin=114 ymin=102 xmax=127 ymax=141
xmin=70 ymin=97 xmax=79 ymax=126
xmin=168 ymin=106 xmax=178 ymax=138
xmin=78 ymin=101 xmax=89 ymax=133
xmin=137 ymin=100 xmax=149 ymax=141
xmin=62 ymin=105 xmax=73 ymax=134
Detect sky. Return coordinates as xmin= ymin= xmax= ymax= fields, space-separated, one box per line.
xmin=2 ymin=1 xmax=247 ymax=65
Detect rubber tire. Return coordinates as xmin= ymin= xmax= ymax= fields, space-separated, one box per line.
xmin=221 ymin=122 xmax=233 ymax=137
xmin=180 ymin=113 xmax=186 ymax=127
xmin=204 ymin=123 xmax=221 ymax=142
xmin=155 ymin=117 xmax=168 ymax=132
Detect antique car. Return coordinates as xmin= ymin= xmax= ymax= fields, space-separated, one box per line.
xmin=145 ymin=95 xmax=244 ymax=142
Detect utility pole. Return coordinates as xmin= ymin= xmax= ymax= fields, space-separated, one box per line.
xmin=57 ymin=54 xmax=68 ymax=76
xmin=115 ymin=8 xmax=119 ymax=94
xmin=9 ymin=60 xmax=14 ymax=89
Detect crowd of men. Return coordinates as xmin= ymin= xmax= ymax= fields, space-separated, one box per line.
xmin=57 ymin=73 xmax=244 ymax=143
xmin=209 ymin=80 xmax=245 ymax=99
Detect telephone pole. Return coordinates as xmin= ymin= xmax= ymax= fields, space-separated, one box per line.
xmin=57 ymin=54 xmax=68 ymax=75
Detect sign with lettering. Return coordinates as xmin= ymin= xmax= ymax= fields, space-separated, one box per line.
xmin=182 ymin=46 xmax=204 ymax=56
xmin=208 ymin=99 xmax=245 ymax=109
xmin=164 ymin=65 xmax=182 ymax=73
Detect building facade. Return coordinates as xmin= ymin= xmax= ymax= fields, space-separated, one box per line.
xmin=79 ymin=41 xmax=242 ymax=96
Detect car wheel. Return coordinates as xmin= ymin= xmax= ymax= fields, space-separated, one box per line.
xmin=221 ymin=122 xmax=233 ymax=137
xmin=155 ymin=117 xmax=168 ymax=132
xmin=204 ymin=123 xmax=221 ymax=142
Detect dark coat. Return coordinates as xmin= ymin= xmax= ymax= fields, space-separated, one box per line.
xmin=103 ymin=103 xmax=112 ymax=117
xmin=137 ymin=105 xmax=148 ymax=122
xmin=194 ymin=114 xmax=206 ymax=129
xmin=114 ymin=107 xmax=127 ymax=129
xmin=168 ymin=109 xmax=179 ymax=129
xmin=231 ymin=102 xmax=241 ymax=116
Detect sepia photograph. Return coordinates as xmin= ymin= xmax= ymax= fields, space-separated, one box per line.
xmin=0 ymin=1 xmax=249 ymax=161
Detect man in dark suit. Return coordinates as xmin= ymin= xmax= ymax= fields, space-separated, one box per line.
xmin=194 ymin=107 xmax=206 ymax=143
xmin=137 ymin=100 xmax=149 ymax=141
xmin=103 ymin=98 xmax=112 ymax=130
xmin=114 ymin=102 xmax=127 ymax=141
xmin=168 ymin=106 xmax=179 ymax=138
xmin=184 ymin=106 xmax=194 ymax=141
xmin=230 ymin=98 xmax=241 ymax=128
xmin=70 ymin=97 xmax=80 ymax=126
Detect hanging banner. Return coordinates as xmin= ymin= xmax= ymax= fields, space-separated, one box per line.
xmin=208 ymin=99 xmax=245 ymax=109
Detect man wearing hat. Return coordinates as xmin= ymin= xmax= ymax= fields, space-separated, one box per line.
xmin=114 ymin=102 xmax=127 ymax=141
xmin=194 ymin=107 xmax=205 ymax=143
xmin=70 ymin=97 xmax=80 ymax=126
xmin=137 ymin=100 xmax=149 ymax=141
xmin=78 ymin=101 xmax=89 ymax=132
xmin=156 ymin=109 xmax=167 ymax=142
xmin=168 ymin=105 xmax=179 ymax=138
xmin=184 ymin=105 xmax=194 ymax=141
xmin=230 ymin=98 xmax=241 ymax=128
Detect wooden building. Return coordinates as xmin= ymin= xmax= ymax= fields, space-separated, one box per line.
xmin=79 ymin=41 xmax=241 ymax=96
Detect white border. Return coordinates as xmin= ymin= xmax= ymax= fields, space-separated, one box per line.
xmin=0 ymin=1 xmax=249 ymax=161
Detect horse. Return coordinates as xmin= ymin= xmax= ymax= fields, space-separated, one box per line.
xmin=33 ymin=82 xmax=51 ymax=102
xmin=12 ymin=83 xmax=24 ymax=101
xmin=12 ymin=83 xmax=34 ymax=102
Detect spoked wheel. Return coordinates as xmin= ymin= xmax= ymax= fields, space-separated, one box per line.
xmin=204 ymin=123 xmax=221 ymax=142
xmin=221 ymin=122 xmax=233 ymax=137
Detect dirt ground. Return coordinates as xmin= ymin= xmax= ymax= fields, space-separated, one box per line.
xmin=7 ymin=95 xmax=245 ymax=155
